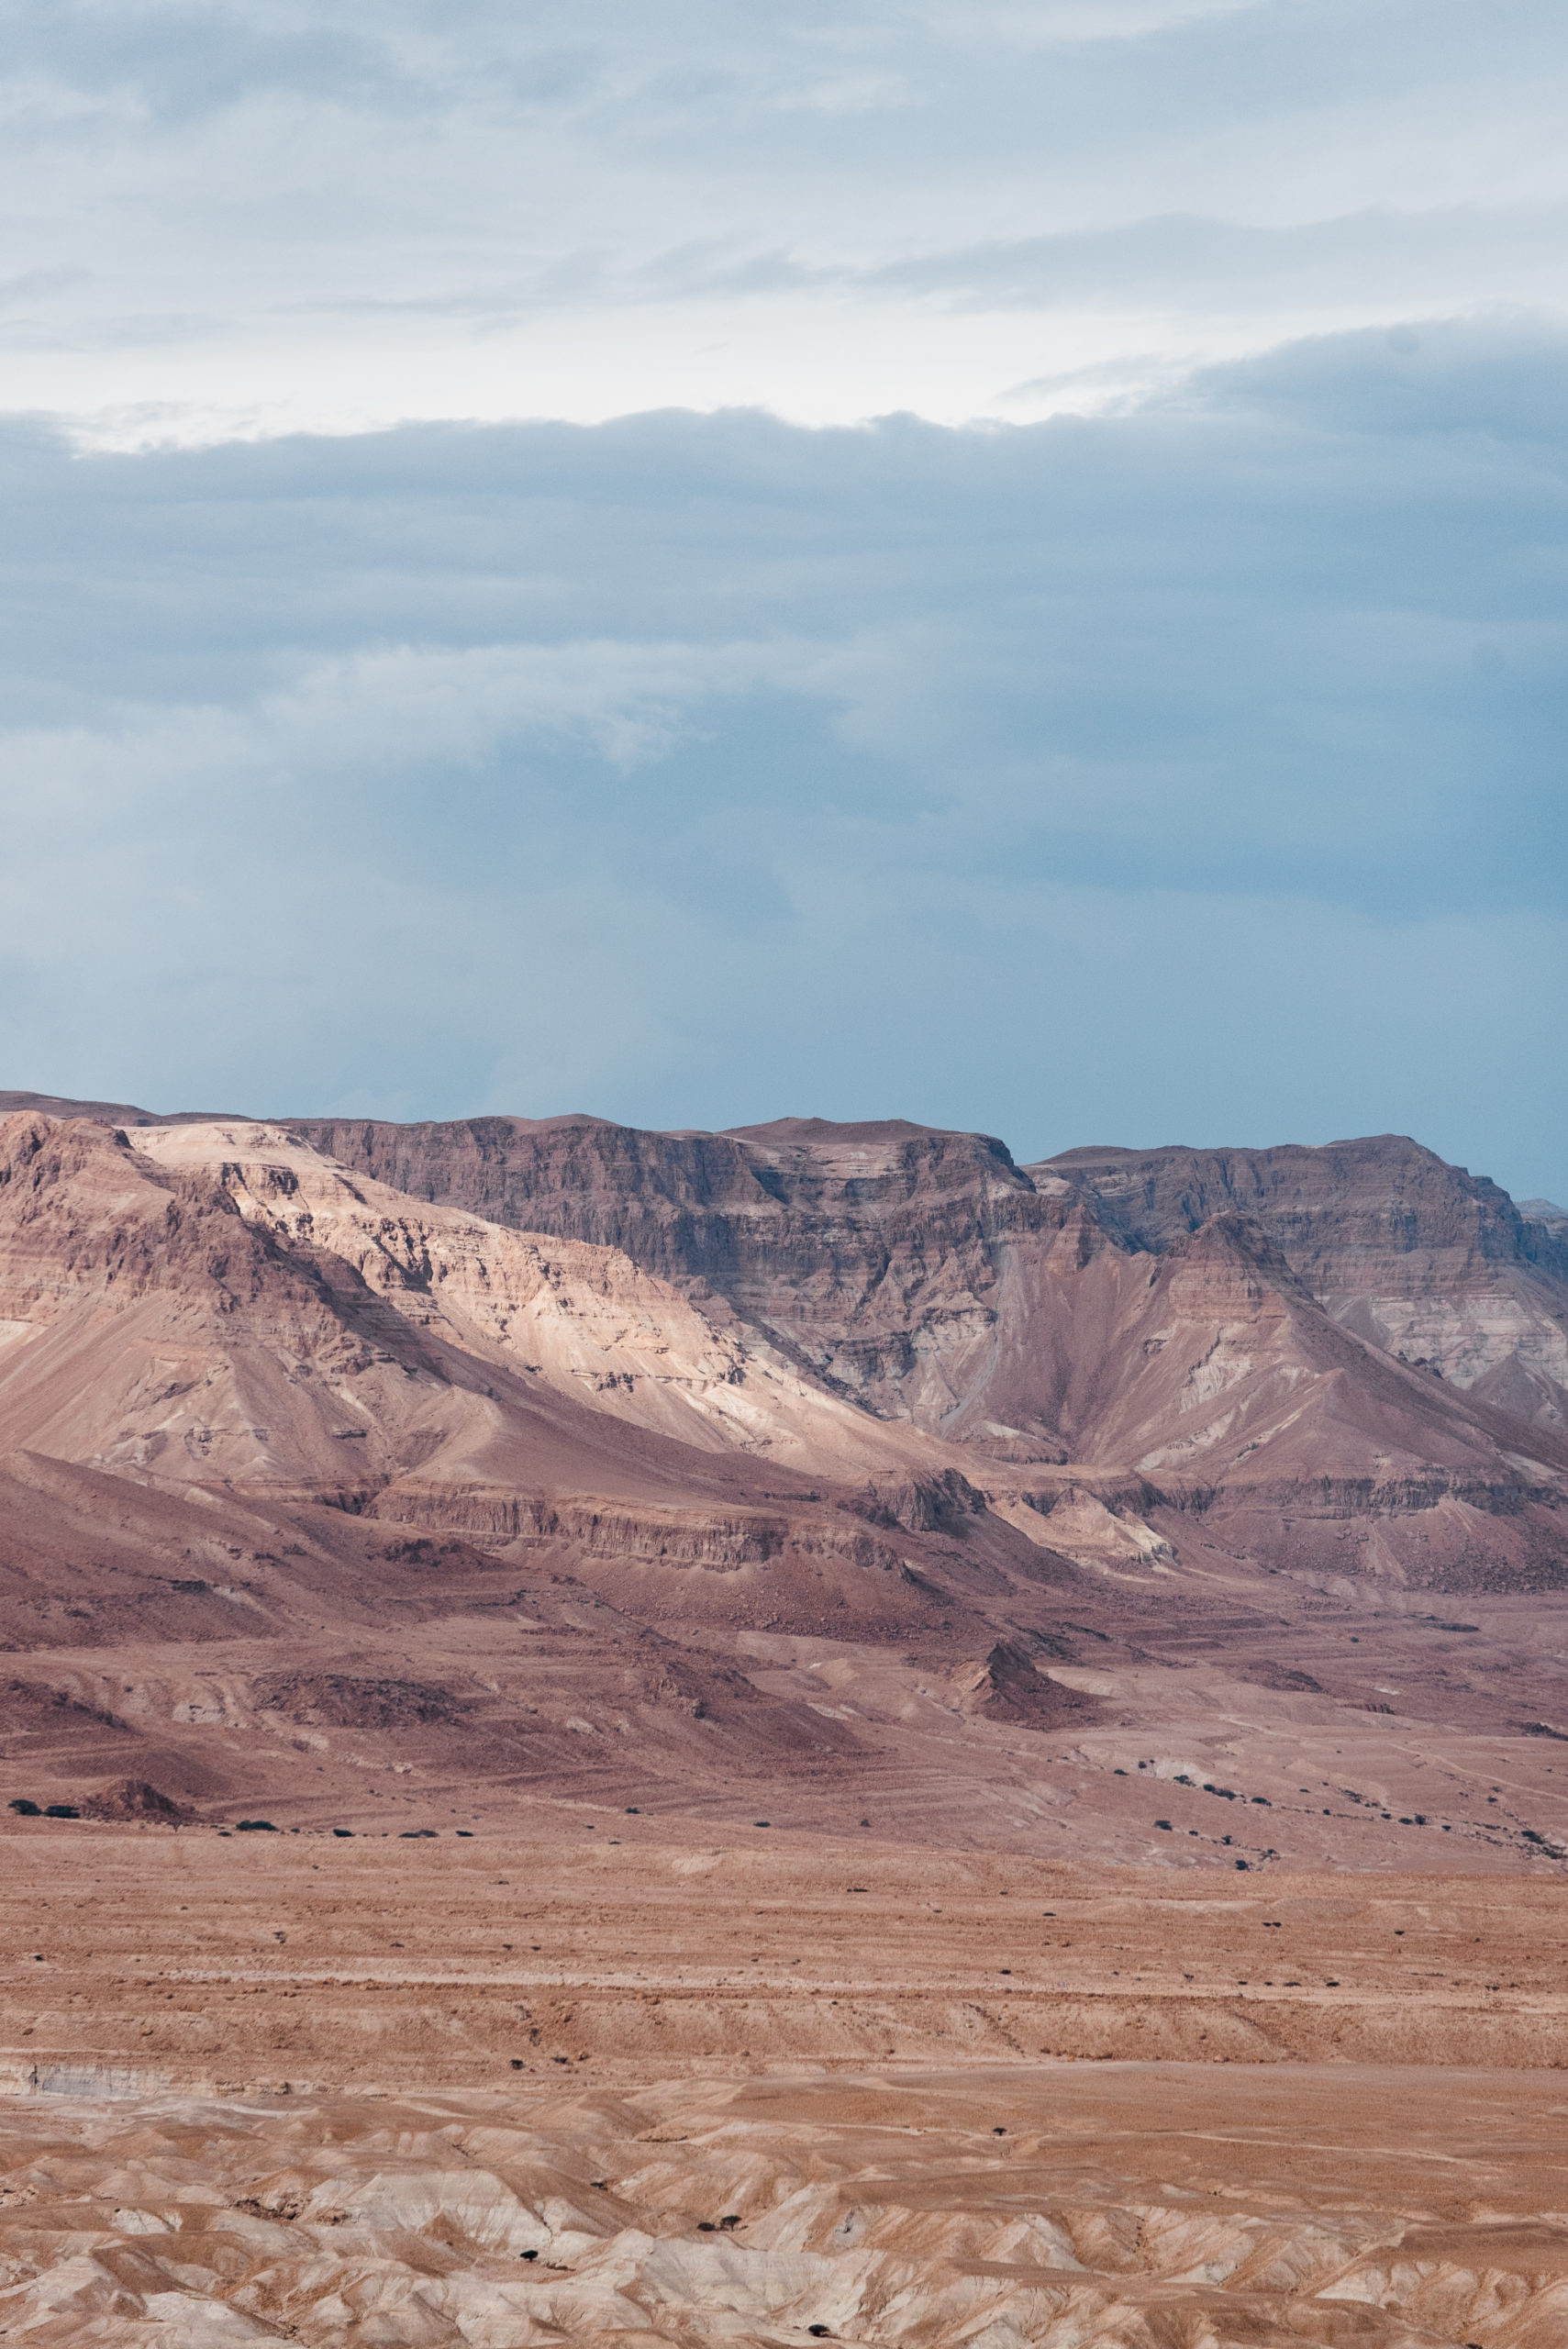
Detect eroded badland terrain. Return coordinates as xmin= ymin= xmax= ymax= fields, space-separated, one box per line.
xmin=2 ymin=1095 xmax=1568 ymax=2343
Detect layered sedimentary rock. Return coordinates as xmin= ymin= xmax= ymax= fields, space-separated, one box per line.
xmin=1043 ymin=1134 xmax=1568 ymax=1431
xmin=11 ymin=1097 xmax=1568 ymax=1578
xmin=284 ymin=1111 xmax=1568 ymax=1436
xmin=272 ymin=1110 xmax=1568 ymax=1579
xmin=0 ymin=1110 xmax=1062 ymax=1817
xmin=0 ymin=1112 xmax=968 ymax=1506
xmin=285 ymin=1113 xmax=1051 ymax=1432
xmin=6 ymin=1099 xmax=1568 ymax=2288
xmin=128 ymin=1120 xmax=943 ymax=1486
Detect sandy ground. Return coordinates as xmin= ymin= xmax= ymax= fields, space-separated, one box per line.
xmin=3 ymin=1821 xmax=1568 ymax=2341
xmin=4 ymin=1831 xmax=1567 ymax=2094
xmin=1 ymin=2065 xmax=1566 ymax=2343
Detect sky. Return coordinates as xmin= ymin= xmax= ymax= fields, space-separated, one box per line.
xmin=2 ymin=0 xmax=1565 ymax=1196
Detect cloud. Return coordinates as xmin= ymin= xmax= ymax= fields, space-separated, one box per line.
xmin=0 ymin=0 xmax=1562 ymax=438
xmin=0 ymin=316 xmax=1562 ymax=1195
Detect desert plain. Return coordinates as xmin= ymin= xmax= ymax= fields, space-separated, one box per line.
xmin=1 ymin=1827 xmax=1567 ymax=2344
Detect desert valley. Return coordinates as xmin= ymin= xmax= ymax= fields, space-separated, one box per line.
xmin=1 ymin=1093 xmax=1567 ymax=2344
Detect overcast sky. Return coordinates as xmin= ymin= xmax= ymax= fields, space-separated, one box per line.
xmin=3 ymin=0 xmax=1564 ymax=1197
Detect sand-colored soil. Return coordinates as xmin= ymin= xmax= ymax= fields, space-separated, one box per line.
xmin=1 ymin=2064 xmax=1566 ymax=2343
xmin=4 ymin=1833 xmax=1566 ymax=2094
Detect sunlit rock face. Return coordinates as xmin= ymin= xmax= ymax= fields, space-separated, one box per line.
xmin=282 ymin=1108 xmax=1568 ymax=1584
xmin=293 ymin=1108 xmax=1568 ymax=1442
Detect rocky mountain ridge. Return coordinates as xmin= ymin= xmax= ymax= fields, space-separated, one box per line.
xmin=4 ymin=1094 xmax=1568 ymax=1846
xmin=6 ymin=1096 xmax=1566 ymax=1515
xmin=1042 ymin=1136 xmax=1568 ymax=1430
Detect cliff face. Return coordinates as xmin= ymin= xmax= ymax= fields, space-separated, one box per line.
xmin=290 ymin=1112 xmax=1568 ymax=1453
xmin=0 ymin=1112 xmax=962 ymax=1517
xmin=128 ymin=1120 xmax=948 ymax=1487
xmin=1040 ymin=1136 xmax=1568 ymax=1431
xmin=9 ymin=1098 xmax=1568 ymax=1590
xmin=288 ymin=1114 xmax=1093 ymax=1449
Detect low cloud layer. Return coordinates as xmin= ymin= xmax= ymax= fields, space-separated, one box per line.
xmin=2 ymin=317 xmax=1562 ymax=1196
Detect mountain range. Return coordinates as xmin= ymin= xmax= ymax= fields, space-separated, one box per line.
xmin=3 ymin=1091 xmax=1567 ymax=1865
